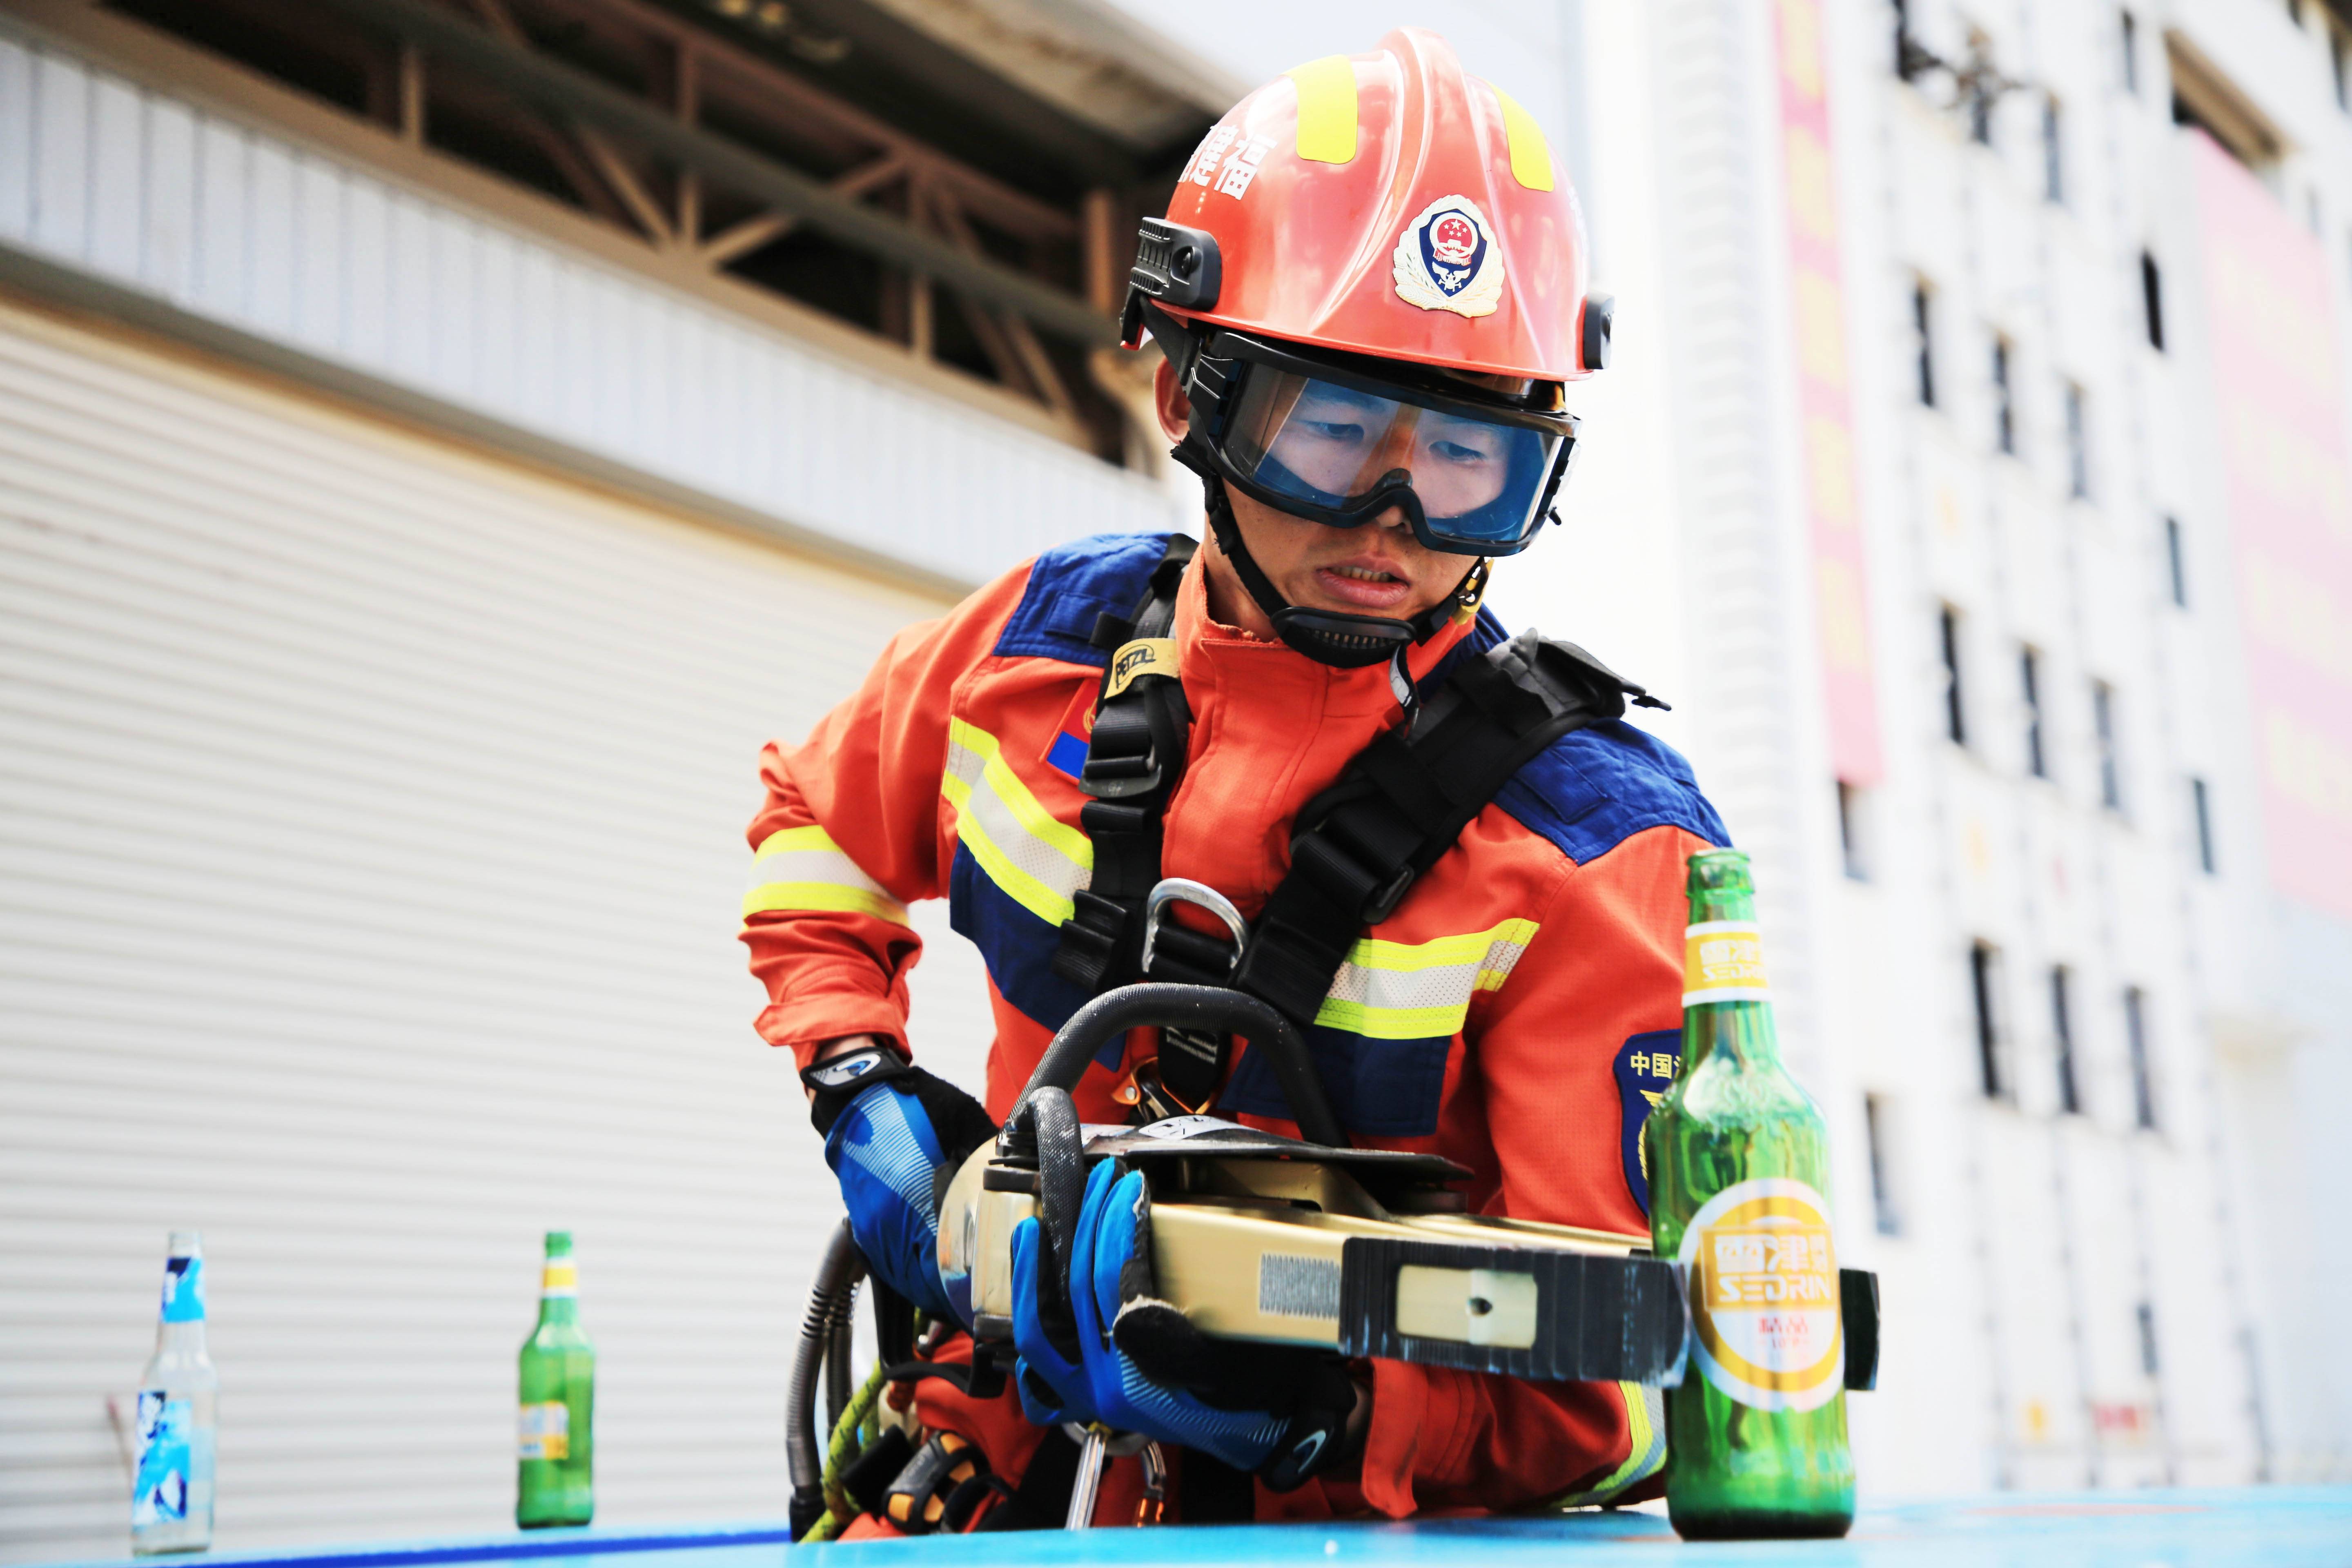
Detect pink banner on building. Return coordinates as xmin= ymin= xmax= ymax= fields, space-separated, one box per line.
xmin=2191 ymin=133 xmax=2352 ymax=922
xmin=1775 ymin=0 xmax=1883 ymax=785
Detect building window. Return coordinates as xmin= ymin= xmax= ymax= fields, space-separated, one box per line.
xmin=2124 ymin=984 xmax=2158 ymax=1130
xmin=1972 ymin=941 xmax=2010 ymax=1100
xmin=1962 ymin=27 xmax=2001 ymax=147
xmin=2051 ymin=966 xmax=2082 ymax=1114
xmin=1837 ymin=780 xmax=1872 ymax=881
xmin=2334 ymin=26 xmax=2350 ymax=112
xmin=2121 ymin=10 xmax=2140 ymax=95
xmin=2140 ymin=252 xmax=2166 ymax=350
xmin=2021 ymin=646 xmax=2047 ymax=778
xmin=2042 ymin=96 xmax=2066 ymax=203
xmin=1865 ymin=1094 xmax=1904 ymax=1235
xmin=2137 ymin=1301 xmax=2161 ymax=1376
xmin=2165 ymin=515 xmax=2189 ymax=606
xmin=1913 ymin=280 xmax=1938 ymax=408
xmin=1991 ymin=334 xmax=2017 ymax=454
xmin=2192 ymin=776 xmax=2217 ymax=873
xmin=2065 ymin=381 xmax=2090 ymax=498
xmin=2094 ymin=679 xmax=2123 ymax=811
xmin=1940 ymin=606 xmax=1968 ymax=746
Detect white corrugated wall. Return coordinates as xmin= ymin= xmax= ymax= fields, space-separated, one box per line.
xmin=0 ymin=28 xmax=1180 ymax=590
xmin=0 ymin=294 xmax=998 ymax=1562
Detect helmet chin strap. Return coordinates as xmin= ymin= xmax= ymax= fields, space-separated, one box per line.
xmin=1183 ymin=448 xmax=1483 ymax=671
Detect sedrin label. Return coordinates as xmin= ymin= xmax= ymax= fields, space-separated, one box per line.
xmin=517 ymin=1401 xmax=571 ymax=1461
xmin=1678 ymin=1177 xmax=1844 ymax=1412
xmin=1683 ymin=920 xmax=1770 ymax=1006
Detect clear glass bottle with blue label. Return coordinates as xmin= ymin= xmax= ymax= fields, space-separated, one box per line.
xmin=132 ymin=1232 xmax=217 ymax=1555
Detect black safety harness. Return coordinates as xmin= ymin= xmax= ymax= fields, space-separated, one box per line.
xmin=1049 ymin=537 xmax=1666 ymax=1125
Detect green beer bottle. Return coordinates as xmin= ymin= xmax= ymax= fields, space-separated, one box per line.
xmin=1648 ymin=850 xmax=1853 ymax=1539
xmin=516 ymin=1232 xmax=595 ymax=1528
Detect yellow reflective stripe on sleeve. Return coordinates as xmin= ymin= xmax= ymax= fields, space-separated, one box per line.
xmin=1287 ymin=56 xmax=1359 ymax=164
xmin=1312 ymin=918 xmax=1538 ymax=1040
xmin=1544 ymin=1382 xmax=1667 ymax=1510
xmin=752 ymin=825 xmax=842 ymax=858
xmin=743 ymin=825 xmax=909 ymax=924
xmin=941 ymin=718 xmax=1093 ymax=927
xmin=1492 ymin=85 xmax=1555 ymax=192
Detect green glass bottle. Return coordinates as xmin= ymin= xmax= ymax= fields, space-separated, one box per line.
xmin=1648 ymin=850 xmax=1853 ymax=1539
xmin=516 ymin=1232 xmax=595 ymax=1528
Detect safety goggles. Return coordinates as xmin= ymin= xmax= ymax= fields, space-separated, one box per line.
xmin=1188 ymin=332 xmax=1578 ymax=556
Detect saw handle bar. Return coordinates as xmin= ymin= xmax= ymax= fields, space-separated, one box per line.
xmin=1013 ymin=982 xmax=1349 ymax=1151
xmin=1003 ymin=1088 xmax=1090 ymax=1305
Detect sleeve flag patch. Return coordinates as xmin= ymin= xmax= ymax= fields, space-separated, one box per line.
xmin=1614 ymin=1029 xmax=1682 ymax=1217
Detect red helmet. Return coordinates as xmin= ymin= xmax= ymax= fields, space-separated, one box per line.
xmin=1122 ymin=30 xmax=1604 ymax=669
xmin=1123 ymin=27 xmax=1608 ymax=382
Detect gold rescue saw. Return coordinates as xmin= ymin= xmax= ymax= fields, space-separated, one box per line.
xmin=944 ymin=982 xmax=1697 ymax=1387
xmin=786 ymin=982 xmax=1882 ymax=1532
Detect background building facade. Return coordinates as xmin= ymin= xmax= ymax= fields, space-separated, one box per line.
xmin=1 ymin=0 xmax=2347 ymax=1559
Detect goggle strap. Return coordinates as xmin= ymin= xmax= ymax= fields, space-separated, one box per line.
xmin=1199 ymin=471 xmax=1478 ymax=668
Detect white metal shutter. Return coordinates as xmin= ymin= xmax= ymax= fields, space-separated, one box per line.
xmin=0 ymin=297 xmax=996 ymax=1561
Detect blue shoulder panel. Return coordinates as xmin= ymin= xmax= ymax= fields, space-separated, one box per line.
xmin=1497 ymin=722 xmax=1731 ymax=866
xmin=992 ymin=531 xmax=1176 ymax=668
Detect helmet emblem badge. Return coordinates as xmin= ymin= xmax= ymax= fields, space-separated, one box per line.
xmin=1392 ymin=195 xmax=1505 ymax=318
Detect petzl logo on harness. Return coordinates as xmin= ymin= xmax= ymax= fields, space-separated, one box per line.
xmin=1105 ymin=638 xmax=1178 ymax=699
xmin=1392 ymin=195 xmax=1504 ymax=317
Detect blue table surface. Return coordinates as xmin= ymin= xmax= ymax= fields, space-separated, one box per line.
xmin=47 ymin=1490 xmax=2352 ymax=1568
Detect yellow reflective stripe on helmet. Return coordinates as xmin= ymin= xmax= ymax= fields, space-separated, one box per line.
xmin=1287 ymin=56 xmax=1359 ymax=164
xmin=1545 ymin=1383 xmax=1667 ymax=1510
xmin=743 ymin=825 xmax=909 ymax=924
xmin=941 ymin=718 xmax=1093 ymax=927
xmin=1492 ymin=85 xmax=1555 ymax=192
xmin=1312 ymin=919 xmax=1539 ymax=1040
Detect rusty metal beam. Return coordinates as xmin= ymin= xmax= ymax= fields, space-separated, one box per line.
xmin=922 ymin=177 xmax=1076 ymax=425
xmin=455 ymin=0 xmax=665 ymax=239
xmin=305 ymin=0 xmax=1114 ymax=344
xmin=525 ymin=0 xmax=1077 ymax=244
xmin=697 ymin=154 xmax=904 ymax=267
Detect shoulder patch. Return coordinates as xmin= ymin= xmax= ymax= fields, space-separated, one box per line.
xmin=1496 ymin=721 xmax=1731 ymax=865
xmin=992 ymin=531 xmax=1178 ymax=667
xmin=1614 ymin=1029 xmax=1683 ymax=1216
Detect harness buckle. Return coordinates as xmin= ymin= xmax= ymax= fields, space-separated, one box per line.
xmin=1361 ymin=863 xmax=1419 ymax=924
xmin=1140 ymin=878 xmax=1247 ymax=977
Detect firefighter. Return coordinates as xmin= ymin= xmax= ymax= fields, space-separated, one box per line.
xmin=745 ymin=28 xmax=1728 ymax=1530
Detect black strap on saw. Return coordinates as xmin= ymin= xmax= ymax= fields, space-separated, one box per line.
xmin=1050 ymin=534 xmax=1198 ymax=995
xmin=1231 ymin=630 xmax=1664 ymax=1032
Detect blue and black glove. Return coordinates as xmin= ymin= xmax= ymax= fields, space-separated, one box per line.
xmin=1010 ymin=1156 xmax=1356 ymax=1491
xmin=806 ymin=1045 xmax=997 ymax=1327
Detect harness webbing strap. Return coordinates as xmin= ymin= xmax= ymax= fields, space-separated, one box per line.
xmin=1049 ymin=535 xmax=1198 ymax=996
xmin=1049 ymin=532 xmax=1666 ymax=1129
xmin=1232 ymin=631 xmax=1659 ymax=1034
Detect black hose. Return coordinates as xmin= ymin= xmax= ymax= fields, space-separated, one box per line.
xmin=1017 ymin=983 xmax=1348 ymax=1150
xmin=786 ymin=1221 xmax=865 ymax=1526
xmin=823 ymin=1304 xmax=855 ymax=1439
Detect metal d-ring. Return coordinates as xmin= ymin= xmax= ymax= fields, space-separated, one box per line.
xmin=1140 ymin=877 xmax=1247 ymax=978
